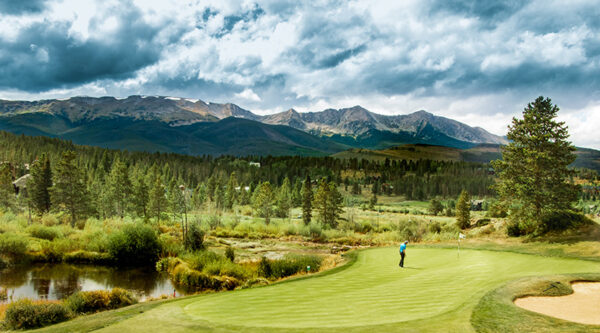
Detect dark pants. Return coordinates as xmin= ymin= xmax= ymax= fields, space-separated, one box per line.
xmin=399 ymin=251 xmax=405 ymax=267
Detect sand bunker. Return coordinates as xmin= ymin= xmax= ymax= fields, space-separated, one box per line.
xmin=515 ymin=282 xmax=600 ymax=325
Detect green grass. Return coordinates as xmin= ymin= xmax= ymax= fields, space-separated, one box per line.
xmin=32 ymin=247 xmax=600 ymax=332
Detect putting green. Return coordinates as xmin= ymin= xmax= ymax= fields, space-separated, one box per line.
xmin=56 ymin=247 xmax=600 ymax=332
xmin=181 ymin=248 xmax=600 ymax=328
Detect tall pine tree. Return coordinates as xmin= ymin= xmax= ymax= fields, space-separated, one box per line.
xmin=106 ymin=158 xmax=132 ymax=218
xmin=51 ymin=151 xmax=90 ymax=225
xmin=0 ymin=164 xmax=15 ymax=211
xmin=132 ymin=171 xmax=150 ymax=219
xmin=492 ymin=97 xmax=579 ymax=230
xmin=455 ymin=190 xmax=470 ymax=229
xmin=301 ymin=175 xmax=313 ymax=225
xmin=148 ymin=167 xmax=167 ymax=223
xmin=28 ymin=154 xmax=53 ymax=215
xmin=275 ymin=177 xmax=292 ymax=218
xmin=252 ymin=182 xmax=275 ymax=224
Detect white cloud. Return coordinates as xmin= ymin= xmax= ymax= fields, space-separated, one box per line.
xmin=1 ymin=0 xmax=600 ymax=149
xmin=234 ymin=88 xmax=261 ymax=102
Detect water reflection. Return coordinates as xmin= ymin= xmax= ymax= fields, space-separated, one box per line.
xmin=0 ymin=264 xmax=190 ymax=302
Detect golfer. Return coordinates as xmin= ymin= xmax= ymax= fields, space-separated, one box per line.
xmin=399 ymin=241 xmax=408 ymax=267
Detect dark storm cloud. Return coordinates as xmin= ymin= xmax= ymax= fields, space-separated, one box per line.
xmin=317 ymin=45 xmax=367 ymax=69
xmin=285 ymin=13 xmax=376 ymax=69
xmin=2 ymin=0 xmax=600 ymax=114
xmin=430 ymin=0 xmax=530 ymax=26
xmin=0 ymin=6 xmax=167 ymax=92
xmin=0 ymin=0 xmax=48 ymax=15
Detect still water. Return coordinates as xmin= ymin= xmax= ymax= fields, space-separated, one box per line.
xmin=0 ymin=263 xmax=191 ymax=302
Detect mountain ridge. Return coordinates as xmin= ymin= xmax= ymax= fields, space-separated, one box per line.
xmin=0 ymin=95 xmax=506 ymax=147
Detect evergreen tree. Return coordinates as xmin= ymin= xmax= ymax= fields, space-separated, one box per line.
xmin=492 ymin=96 xmax=578 ymax=229
xmin=28 ymin=154 xmax=52 ymax=215
xmin=224 ymin=172 xmax=238 ymax=210
xmin=132 ymin=172 xmax=149 ymax=219
xmin=239 ymin=185 xmax=251 ymax=205
xmin=372 ymin=179 xmax=380 ymax=195
xmin=94 ymin=175 xmax=113 ymax=219
xmin=369 ymin=193 xmax=377 ymax=210
xmin=192 ymin=183 xmax=207 ymax=209
xmin=207 ymin=175 xmax=217 ymax=202
xmin=51 ymin=151 xmax=90 ymax=225
xmin=168 ymin=180 xmax=182 ymax=221
xmin=301 ymin=175 xmax=313 ymax=225
xmin=351 ymin=181 xmax=361 ymax=195
xmin=252 ymin=182 xmax=275 ymax=224
xmin=0 ymin=164 xmax=15 ymax=210
xmin=455 ymin=190 xmax=470 ymax=229
xmin=214 ymin=184 xmax=224 ymax=211
xmin=148 ymin=168 xmax=167 ymax=223
xmin=291 ymin=178 xmax=302 ymax=207
xmin=275 ymin=177 xmax=292 ymax=218
xmin=106 ymin=159 xmax=132 ymax=218
xmin=314 ymin=179 xmax=343 ymax=228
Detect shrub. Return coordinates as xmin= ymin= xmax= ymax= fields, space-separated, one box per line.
xmin=41 ymin=214 xmax=59 ymax=226
xmin=359 ymin=221 xmax=374 ymax=233
xmin=27 ymin=225 xmax=62 ymax=240
xmin=3 ymin=299 xmax=70 ymax=330
xmin=506 ymin=220 xmax=535 ymax=237
xmin=162 ymin=259 xmax=240 ymax=291
xmin=428 ymin=221 xmax=442 ymax=234
xmin=258 ymin=257 xmax=272 ymax=278
xmin=65 ymin=288 xmax=137 ymax=314
xmin=183 ymin=251 xmax=221 ymax=271
xmin=397 ymin=220 xmax=426 ymax=242
xmin=225 ymin=246 xmax=235 ymax=262
xmin=159 ymin=234 xmax=184 ymax=257
xmin=487 ymin=201 xmax=508 ymax=218
xmin=202 ymin=258 xmax=250 ymax=280
xmin=0 ymin=257 xmax=7 ymax=269
xmin=156 ymin=257 xmax=179 ymax=272
xmin=259 ymin=254 xmax=323 ymax=279
xmin=35 ymin=241 xmax=63 ymax=263
xmin=207 ymin=215 xmax=222 ymax=230
xmin=184 ymin=222 xmax=205 ymax=251
xmin=311 ymin=223 xmax=323 ymax=239
xmin=0 ymin=233 xmax=28 ymax=260
xmin=108 ymin=223 xmax=160 ymax=266
xmin=538 ymin=210 xmax=594 ymax=233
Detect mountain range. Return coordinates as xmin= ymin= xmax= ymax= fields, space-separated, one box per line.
xmin=0 ymin=95 xmax=507 ymax=156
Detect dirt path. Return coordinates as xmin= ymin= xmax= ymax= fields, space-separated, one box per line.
xmin=515 ymin=282 xmax=600 ymax=325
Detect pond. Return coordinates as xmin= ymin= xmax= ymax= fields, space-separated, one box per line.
xmin=0 ymin=263 xmax=192 ymax=303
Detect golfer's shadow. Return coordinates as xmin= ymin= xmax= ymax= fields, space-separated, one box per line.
xmin=401 ymin=267 xmax=422 ymax=270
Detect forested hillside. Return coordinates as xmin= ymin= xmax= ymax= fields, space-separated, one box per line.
xmin=0 ymin=131 xmax=496 ymax=221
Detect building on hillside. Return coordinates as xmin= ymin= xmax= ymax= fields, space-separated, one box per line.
xmin=249 ymin=162 xmax=261 ymax=168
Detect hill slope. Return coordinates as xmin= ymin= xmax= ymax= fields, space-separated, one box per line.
xmin=0 ymin=112 xmax=346 ymax=156
xmin=333 ymin=144 xmax=600 ymax=172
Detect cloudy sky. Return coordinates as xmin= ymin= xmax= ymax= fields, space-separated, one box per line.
xmin=1 ymin=0 xmax=599 ymax=148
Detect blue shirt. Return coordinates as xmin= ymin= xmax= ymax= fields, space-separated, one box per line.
xmin=400 ymin=243 xmax=406 ymax=253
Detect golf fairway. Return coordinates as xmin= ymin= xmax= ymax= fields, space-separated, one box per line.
xmin=57 ymin=248 xmax=600 ymax=332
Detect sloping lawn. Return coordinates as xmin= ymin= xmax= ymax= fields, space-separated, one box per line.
xmin=33 ymin=247 xmax=600 ymax=332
